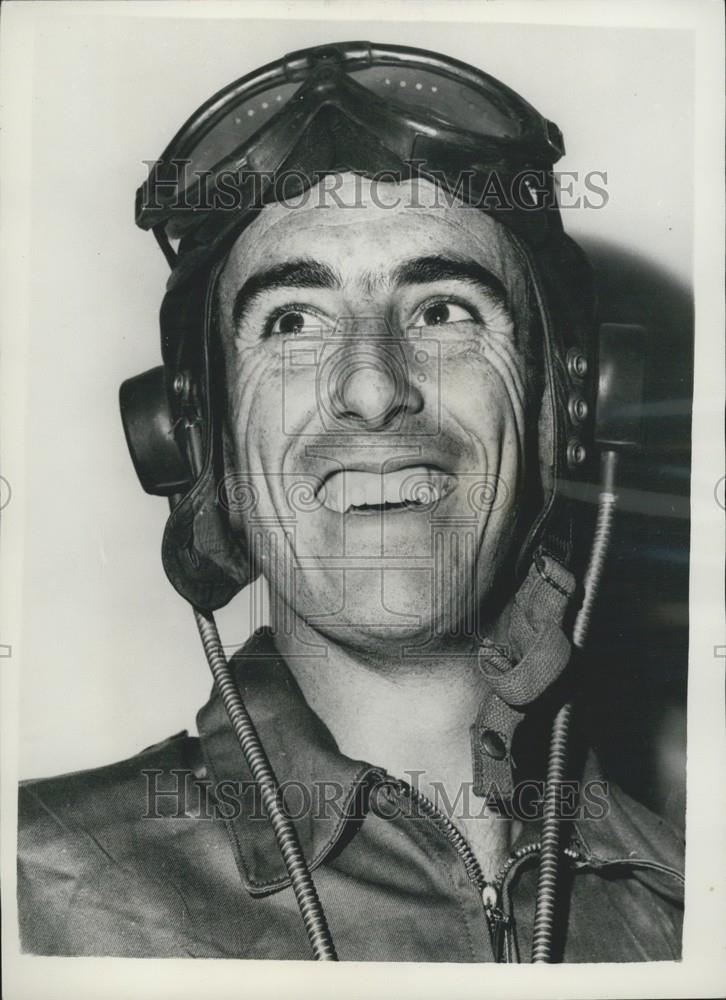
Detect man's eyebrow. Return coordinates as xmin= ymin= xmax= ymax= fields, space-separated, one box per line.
xmin=232 ymin=258 xmax=341 ymax=328
xmin=391 ymin=255 xmax=508 ymax=306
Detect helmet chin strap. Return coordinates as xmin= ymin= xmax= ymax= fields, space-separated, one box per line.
xmin=470 ymin=550 xmax=575 ymax=804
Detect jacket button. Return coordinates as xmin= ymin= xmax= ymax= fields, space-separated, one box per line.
xmin=479 ymin=729 xmax=507 ymax=761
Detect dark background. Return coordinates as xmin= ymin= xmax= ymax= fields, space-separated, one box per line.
xmin=578 ymin=238 xmax=693 ymax=831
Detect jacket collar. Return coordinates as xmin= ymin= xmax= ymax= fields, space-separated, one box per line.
xmin=197 ymin=628 xmax=684 ymax=901
xmin=196 ymin=628 xmax=380 ymax=895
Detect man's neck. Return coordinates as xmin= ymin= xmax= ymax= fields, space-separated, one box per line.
xmin=271 ymin=608 xmax=515 ymax=881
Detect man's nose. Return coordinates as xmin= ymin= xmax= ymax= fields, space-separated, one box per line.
xmin=325 ymin=343 xmax=424 ymax=431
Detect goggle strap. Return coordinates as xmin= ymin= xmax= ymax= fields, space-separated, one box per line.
xmin=154 ymin=225 xmax=178 ymax=270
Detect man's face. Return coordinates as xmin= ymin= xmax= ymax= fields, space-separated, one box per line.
xmin=217 ymin=176 xmax=534 ymax=654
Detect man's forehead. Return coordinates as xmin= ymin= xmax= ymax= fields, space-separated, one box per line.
xmin=221 ymin=174 xmax=522 ymax=287
xmin=248 ymin=174 xmax=460 ymax=236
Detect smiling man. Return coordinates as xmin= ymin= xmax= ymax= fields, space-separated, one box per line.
xmin=17 ymin=42 xmax=685 ymax=963
xmin=216 ymin=175 xmax=532 ymax=880
xmin=218 ymin=177 xmax=529 ymax=639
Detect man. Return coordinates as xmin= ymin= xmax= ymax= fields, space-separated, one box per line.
xmin=17 ymin=41 xmax=684 ymax=962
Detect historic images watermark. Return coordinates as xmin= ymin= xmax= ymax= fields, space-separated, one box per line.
xmin=141 ymin=768 xmax=610 ymax=824
xmin=140 ymin=161 xmax=609 ymax=215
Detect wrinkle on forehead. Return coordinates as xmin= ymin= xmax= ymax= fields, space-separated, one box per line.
xmin=220 ymin=173 xmax=531 ymax=333
xmin=245 ymin=174 xmax=456 ymax=235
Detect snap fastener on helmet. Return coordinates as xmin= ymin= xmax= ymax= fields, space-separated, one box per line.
xmin=566 ymin=438 xmax=587 ymax=468
xmin=568 ymin=395 xmax=589 ymax=423
xmin=566 ymin=348 xmax=588 ymax=380
xmin=173 ymin=372 xmax=191 ymax=397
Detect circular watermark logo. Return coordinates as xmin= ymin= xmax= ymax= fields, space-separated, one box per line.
xmin=714 ymin=475 xmax=725 ymax=511
xmin=0 ymin=475 xmax=11 ymax=511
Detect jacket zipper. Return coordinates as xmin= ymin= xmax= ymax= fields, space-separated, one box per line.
xmin=385 ymin=777 xmax=683 ymax=961
xmin=390 ymin=779 xmax=529 ymax=961
xmin=390 ymin=777 xmax=585 ymax=962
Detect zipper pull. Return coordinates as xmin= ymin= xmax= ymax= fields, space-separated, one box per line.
xmin=481 ymin=884 xmax=511 ymax=962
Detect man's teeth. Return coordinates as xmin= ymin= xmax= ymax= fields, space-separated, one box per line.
xmin=320 ymin=466 xmax=453 ymax=514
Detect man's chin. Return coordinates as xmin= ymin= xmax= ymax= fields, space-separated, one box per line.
xmin=299 ymin=618 xmax=468 ymax=661
xmin=285 ymin=574 xmax=487 ymax=657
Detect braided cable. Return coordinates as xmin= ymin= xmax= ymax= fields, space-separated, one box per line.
xmin=572 ymin=489 xmax=618 ymax=650
xmin=194 ymin=608 xmax=338 ymax=961
xmin=530 ymin=699 xmax=573 ymax=962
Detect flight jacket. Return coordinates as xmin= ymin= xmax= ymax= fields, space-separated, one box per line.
xmin=17 ymin=628 xmax=684 ymax=962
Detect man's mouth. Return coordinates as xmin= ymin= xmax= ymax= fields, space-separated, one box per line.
xmin=319 ymin=465 xmax=456 ymax=515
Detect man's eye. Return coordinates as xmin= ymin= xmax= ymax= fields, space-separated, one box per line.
xmin=412 ymin=301 xmax=477 ymax=328
xmin=268 ymin=309 xmax=324 ymax=337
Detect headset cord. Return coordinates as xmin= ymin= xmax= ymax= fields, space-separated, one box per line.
xmin=531 ymin=450 xmax=619 ymax=963
xmin=170 ymin=408 xmax=338 ymax=961
xmin=193 ymin=607 xmax=338 ymax=961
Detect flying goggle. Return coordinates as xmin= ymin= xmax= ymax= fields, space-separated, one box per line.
xmin=136 ymin=40 xmax=567 ymax=274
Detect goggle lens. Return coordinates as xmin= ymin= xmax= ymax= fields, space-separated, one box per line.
xmin=351 ymin=65 xmax=520 ymax=137
xmin=181 ymin=81 xmax=300 ymax=177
